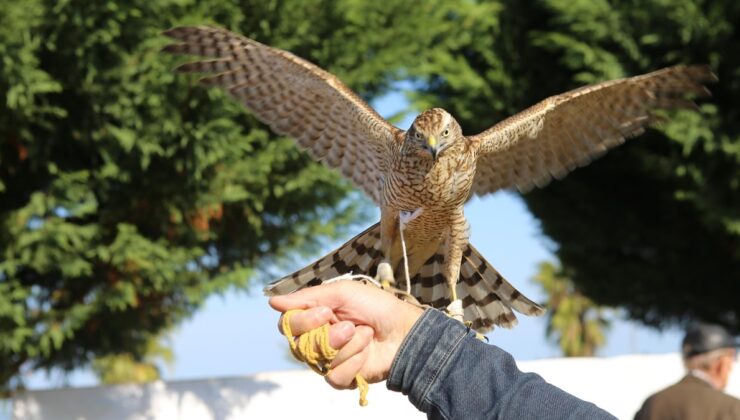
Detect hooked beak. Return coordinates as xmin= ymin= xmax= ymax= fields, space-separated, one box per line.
xmin=427 ymin=135 xmax=439 ymax=161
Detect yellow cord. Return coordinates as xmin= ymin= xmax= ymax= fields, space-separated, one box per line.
xmin=281 ymin=309 xmax=369 ymax=406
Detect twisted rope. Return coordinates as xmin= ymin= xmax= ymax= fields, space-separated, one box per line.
xmin=281 ymin=309 xmax=369 ymax=406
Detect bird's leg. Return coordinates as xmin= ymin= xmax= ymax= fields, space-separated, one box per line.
xmin=374 ymin=261 xmax=395 ymax=291
xmin=376 ymin=263 xmax=426 ymax=308
xmin=379 ymin=208 xmax=399 ymax=290
xmin=398 ymin=208 xmax=423 ymax=294
xmin=444 ymin=239 xmax=463 ymax=302
xmin=443 ymin=212 xmax=469 ymax=322
xmin=374 ymin=261 xmax=424 ymax=307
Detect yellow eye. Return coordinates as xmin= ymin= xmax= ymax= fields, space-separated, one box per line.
xmin=443 ymin=129 xmax=449 ymax=136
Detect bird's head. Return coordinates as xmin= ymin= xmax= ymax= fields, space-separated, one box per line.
xmin=406 ymin=108 xmax=460 ymax=161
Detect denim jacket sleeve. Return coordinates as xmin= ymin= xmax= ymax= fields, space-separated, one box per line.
xmin=386 ymin=309 xmax=616 ymax=420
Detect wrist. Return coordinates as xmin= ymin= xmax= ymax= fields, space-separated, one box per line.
xmin=386 ymin=308 xmax=471 ymax=409
xmin=400 ymin=304 xmax=425 ymax=336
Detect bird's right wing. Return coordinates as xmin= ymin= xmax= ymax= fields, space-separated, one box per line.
xmin=163 ymin=26 xmax=402 ymax=203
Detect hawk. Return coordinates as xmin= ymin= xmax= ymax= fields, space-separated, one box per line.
xmin=163 ymin=26 xmax=714 ymax=332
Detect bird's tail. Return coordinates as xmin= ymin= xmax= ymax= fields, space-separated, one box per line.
xmin=409 ymin=242 xmax=545 ymax=332
xmin=265 ymin=222 xmax=544 ymax=332
xmin=264 ymin=223 xmax=385 ymax=296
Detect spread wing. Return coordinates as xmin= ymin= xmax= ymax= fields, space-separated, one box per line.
xmin=468 ymin=65 xmax=715 ymax=195
xmin=163 ymin=26 xmax=402 ymax=203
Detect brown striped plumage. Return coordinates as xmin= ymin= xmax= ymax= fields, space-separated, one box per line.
xmin=163 ymin=26 xmax=714 ymax=332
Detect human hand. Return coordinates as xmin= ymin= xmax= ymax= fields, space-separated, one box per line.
xmin=269 ymin=280 xmax=424 ymax=388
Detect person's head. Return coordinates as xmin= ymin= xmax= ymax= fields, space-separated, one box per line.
xmin=682 ymin=323 xmax=738 ymax=390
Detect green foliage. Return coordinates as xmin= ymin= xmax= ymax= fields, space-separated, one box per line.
xmin=534 ymin=261 xmax=610 ymax=357
xmin=409 ymin=0 xmax=740 ymax=332
xmin=92 ymin=335 xmax=173 ymax=385
xmin=0 ymin=0 xmax=457 ymax=392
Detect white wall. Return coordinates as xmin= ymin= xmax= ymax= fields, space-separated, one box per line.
xmin=13 ymin=353 xmax=740 ymax=420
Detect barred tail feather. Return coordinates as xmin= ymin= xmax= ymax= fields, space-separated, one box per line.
xmin=460 ymin=244 xmax=545 ymax=332
xmin=264 ymin=223 xmax=384 ymax=296
xmin=410 ymin=243 xmax=544 ymax=333
xmin=265 ymin=223 xmax=544 ymax=334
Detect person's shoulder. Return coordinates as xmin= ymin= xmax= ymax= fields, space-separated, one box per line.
xmin=681 ymin=378 xmax=740 ymax=414
xmin=648 ymin=376 xmax=694 ymax=399
xmin=708 ymin=391 xmax=740 ymax=419
xmin=713 ymin=389 xmax=740 ymax=410
xmin=633 ymin=384 xmax=678 ymax=420
xmin=635 ymin=378 xmax=740 ymax=420
xmin=634 ymin=377 xmax=700 ymax=416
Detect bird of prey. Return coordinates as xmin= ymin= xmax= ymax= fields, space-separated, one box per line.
xmin=163 ymin=26 xmax=714 ymax=332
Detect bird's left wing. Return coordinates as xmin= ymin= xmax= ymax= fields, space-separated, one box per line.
xmin=467 ymin=65 xmax=715 ymax=196
xmin=163 ymin=26 xmax=402 ymax=203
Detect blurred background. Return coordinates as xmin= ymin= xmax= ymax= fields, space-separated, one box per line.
xmin=1 ymin=0 xmax=738 ymax=418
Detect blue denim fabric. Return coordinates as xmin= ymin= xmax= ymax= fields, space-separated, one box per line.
xmin=387 ymin=309 xmax=617 ymax=419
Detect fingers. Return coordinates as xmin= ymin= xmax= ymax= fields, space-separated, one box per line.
xmin=269 ymin=285 xmax=341 ymax=312
xmin=327 ymin=321 xmax=356 ymax=350
xmin=277 ymin=308 xmax=374 ymax=389
xmin=277 ymin=306 xmax=333 ymax=336
xmin=326 ymin=326 xmax=374 ymax=389
xmin=269 ymin=280 xmax=372 ymax=312
xmin=326 ymin=345 xmax=371 ymax=389
xmin=277 ymin=307 xmax=355 ymax=352
xmin=331 ymin=325 xmax=373 ymax=369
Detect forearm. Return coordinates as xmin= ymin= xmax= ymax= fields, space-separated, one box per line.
xmin=387 ymin=309 xmax=616 ymax=419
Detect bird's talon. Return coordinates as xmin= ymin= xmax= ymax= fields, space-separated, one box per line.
xmin=445 ymin=299 xmax=464 ymax=323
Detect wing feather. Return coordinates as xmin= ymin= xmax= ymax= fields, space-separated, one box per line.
xmin=469 ymin=65 xmax=715 ymax=195
xmin=163 ymin=26 xmax=402 ymax=203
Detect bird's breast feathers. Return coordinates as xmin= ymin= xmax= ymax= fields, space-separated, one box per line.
xmin=383 ymin=151 xmax=475 ymax=210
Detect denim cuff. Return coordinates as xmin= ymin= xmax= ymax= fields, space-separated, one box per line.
xmin=386 ymin=308 xmax=472 ymax=411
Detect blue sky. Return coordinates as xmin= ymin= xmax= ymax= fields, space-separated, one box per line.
xmin=22 ymin=88 xmax=684 ymax=392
